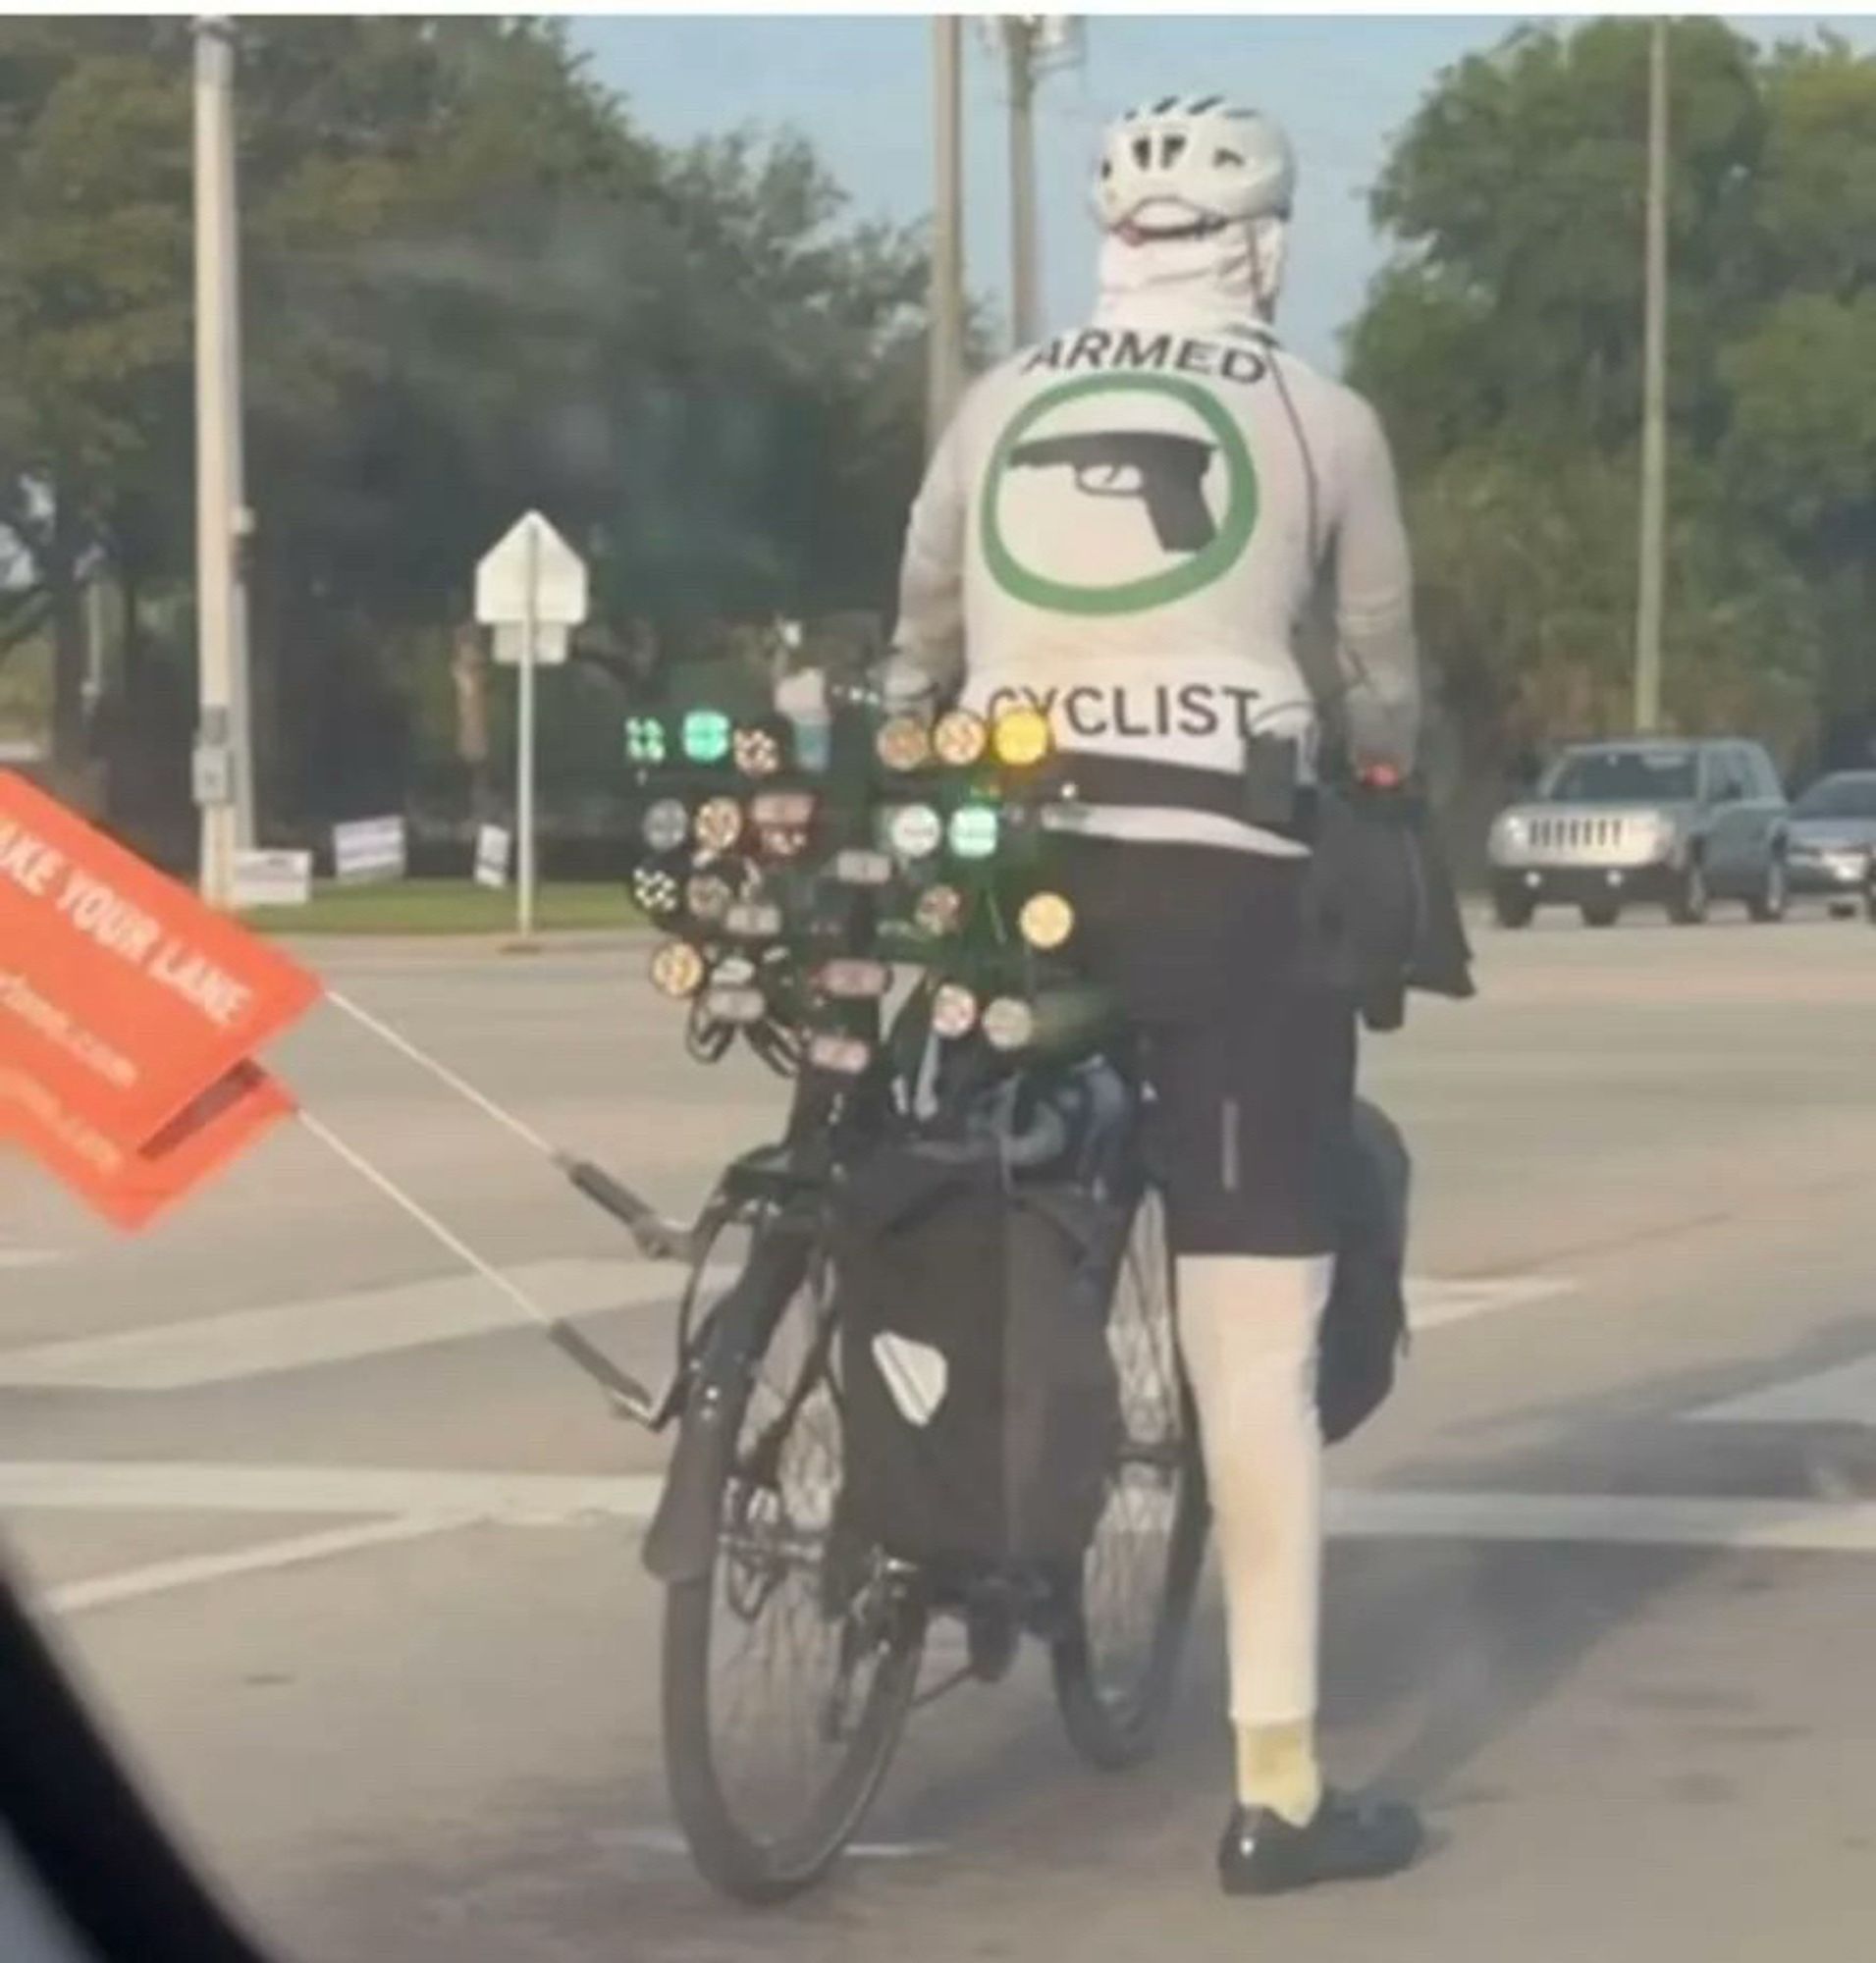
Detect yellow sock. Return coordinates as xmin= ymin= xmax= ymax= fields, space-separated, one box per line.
xmin=1235 ymin=1720 xmax=1323 ymax=1827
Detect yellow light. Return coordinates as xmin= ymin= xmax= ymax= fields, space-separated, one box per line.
xmin=991 ymin=704 xmax=1052 ymax=768
xmin=1018 ymin=890 xmax=1076 ymax=951
xmin=933 ymin=709 xmax=989 ymax=768
xmin=649 ymin=940 xmax=707 ymax=999
xmin=876 ymin=714 xmax=933 ymax=772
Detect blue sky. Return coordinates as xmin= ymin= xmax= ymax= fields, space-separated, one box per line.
xmin=575 ymin=13 xmax=1876 ymax=373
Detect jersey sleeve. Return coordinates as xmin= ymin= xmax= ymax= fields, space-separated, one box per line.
xmin=1327 ymin=394 xmax=1420 ymax=775
xmin=887 ymin=405 xmax=970 ymax=707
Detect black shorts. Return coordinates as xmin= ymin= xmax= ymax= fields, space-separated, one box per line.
xmin=1053 ymin=837 xmax=1354 ymax=1259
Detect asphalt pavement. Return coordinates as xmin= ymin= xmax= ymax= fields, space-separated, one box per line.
xmin=2 ymin=905 xmax=1873 ymax=1961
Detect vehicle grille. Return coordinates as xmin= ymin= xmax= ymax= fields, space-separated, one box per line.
xmin=1528 ymin=816 xmax=1630 ymax=853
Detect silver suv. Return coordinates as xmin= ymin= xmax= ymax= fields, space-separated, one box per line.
xmin=1488 ymin=738 xmax=1790 ymax=928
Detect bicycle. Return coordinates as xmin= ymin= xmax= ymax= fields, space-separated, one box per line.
xmin=595 ymin=986 xmax=1203 ymax=1904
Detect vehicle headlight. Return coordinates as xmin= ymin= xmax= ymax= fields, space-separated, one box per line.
xmin=1493 ymin=813 xmax=1528 ymax=853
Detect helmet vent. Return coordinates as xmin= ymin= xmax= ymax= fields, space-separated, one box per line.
xmin=1160 ymin=133 xmax=1187 ymax=166
xmin=1132 ymin=135 xmax=1152 ymax=170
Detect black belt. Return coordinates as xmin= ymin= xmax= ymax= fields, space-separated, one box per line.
xmin=1044 ymin=751 xmax=1317 ymax=847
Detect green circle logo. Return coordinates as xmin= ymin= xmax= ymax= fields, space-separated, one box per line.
xmin=980 ymin=374 xmax=1258 ymax=616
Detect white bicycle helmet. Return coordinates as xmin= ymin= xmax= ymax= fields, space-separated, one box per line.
xmin=1095 ymin=95 xmax=1296 ymax=240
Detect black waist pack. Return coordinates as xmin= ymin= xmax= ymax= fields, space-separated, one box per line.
xmin=1318 ymin=1097 xmax=1412 ymax=1444
xmin=1300 ymin=781 xmax=1475 ymax=1032
xmin=830 ymin=1084 xmax=1130 ymax=1570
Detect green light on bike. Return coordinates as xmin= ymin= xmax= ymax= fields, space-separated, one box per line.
xmin=681 ymin=709 xmax=732 ymax=765
xmin=624 ymin=716 xmax=668 ymax=766
xmin=948 ymin=803 xmax=1000 ymax=861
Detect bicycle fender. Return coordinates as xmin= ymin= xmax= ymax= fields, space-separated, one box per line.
xmin=642 ymin=1230 xmax=813 ymax=1586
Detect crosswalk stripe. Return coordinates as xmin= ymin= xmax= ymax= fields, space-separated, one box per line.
xmin=0 ymin=1265 xmax=1571 ymax=1395
xmin=1684 ymin=1354 xmax=1876 ymax=1429
xmin=0 ymin=1259 xmax=738 ymax=1392
xmin=8 ymin=1460 xmax=1873 ymax=1557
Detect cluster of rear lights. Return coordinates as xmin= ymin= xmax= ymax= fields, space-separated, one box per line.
xmin=925 ymin=984 xmax=1035 ymax=1051
xmin=875 ymin=704 xmax=1054 ymax=774
xmin=626 ymin=713 xmax=789 ymax=776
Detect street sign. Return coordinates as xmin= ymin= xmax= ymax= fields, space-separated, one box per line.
xmin=472 ymin=511 xmax=589 ymax=943
xmin=475 ymin=511 xmax=587 ymax=630
xmin=491 ymin=621 xmax=569 ymax=668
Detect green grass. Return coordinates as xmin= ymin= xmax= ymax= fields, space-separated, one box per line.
xmin=241 ymin=878 xmax=639 ymax=936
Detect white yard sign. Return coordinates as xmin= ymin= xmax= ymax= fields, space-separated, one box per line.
xmin=333 ymin=816 xmax=407 ymax=885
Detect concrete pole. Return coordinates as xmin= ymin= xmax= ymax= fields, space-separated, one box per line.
xmin=1635 ymin=17 xmax=1670 ymax=735
xmin=1006 ymin=20 xmax=1041 ymax=346
xmin=928 ymin=15 xmax=967 ymax=452
xmin=192 ymin=18 xmax=241 ymax=905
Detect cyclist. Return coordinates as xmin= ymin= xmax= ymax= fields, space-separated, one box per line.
xmin=888 ymin=96 xmax=1423 ymax=1894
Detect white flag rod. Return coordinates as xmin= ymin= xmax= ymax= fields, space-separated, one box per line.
xmin=295 ymin=1109 xmax=655 ymax=1419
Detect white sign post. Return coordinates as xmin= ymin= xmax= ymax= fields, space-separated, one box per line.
xmin=474 ymin=512 xmax=587 ymax=941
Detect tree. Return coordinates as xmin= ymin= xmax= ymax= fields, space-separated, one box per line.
xmin=1345 ymin=19 xmax=1876 ymax=784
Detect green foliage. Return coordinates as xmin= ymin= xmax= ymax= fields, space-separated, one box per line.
xmin=1347 ymin=18 xmax=1876 ymax=780
xmin=0 ymin=18 xmax=936 ymax=843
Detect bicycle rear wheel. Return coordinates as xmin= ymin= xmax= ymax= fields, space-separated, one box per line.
xmin=1051 ymin=1187 xmax=1208 ymax=1769
xmin=661 ymin=1232 xmax=926 ymax=1903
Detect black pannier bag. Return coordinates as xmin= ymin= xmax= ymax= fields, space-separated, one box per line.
xmin=831 ymin=1068 xmax=1130 ymax=1571
xmin=1317 ymin=1097 xmax=1412 ymax=1445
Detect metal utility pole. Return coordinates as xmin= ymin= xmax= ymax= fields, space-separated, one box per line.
xmin=1003 ymin=21 xmax=1041 ymax=346
xmin=989 ymin=17 xmax=1081 ymax=352
xmin=1635 ymin=16 xmax=1670 ymax=735
xmin=928 ymin=16 xmax=967 ymax=452
xmin=192 ymin=16 xmax=243 ymax=906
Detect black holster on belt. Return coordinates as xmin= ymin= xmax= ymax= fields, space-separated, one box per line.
xmin=1298 ymin=776 xmax=1475 ymax=1032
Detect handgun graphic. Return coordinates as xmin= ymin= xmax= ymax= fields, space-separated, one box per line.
xmin=1008 ymin=431 xmax=1217 ymax=553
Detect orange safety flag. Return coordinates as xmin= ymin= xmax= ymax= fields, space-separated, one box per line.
xmin=0 ymin=772 xmax=319 ymax=1227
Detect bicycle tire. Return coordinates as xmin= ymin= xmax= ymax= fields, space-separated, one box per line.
xmin=1051 ymin=1187 xmax=1208 ymax=1771
xmin=661 ymin=1228 xmax=926 ymax=1904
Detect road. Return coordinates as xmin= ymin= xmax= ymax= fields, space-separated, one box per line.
xmin=3 ymin=912 xmax=1874 ymax=1961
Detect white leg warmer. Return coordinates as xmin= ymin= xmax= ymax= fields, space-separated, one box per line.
xmin=1175 ymin=1252 xmax=1332 ymax=1728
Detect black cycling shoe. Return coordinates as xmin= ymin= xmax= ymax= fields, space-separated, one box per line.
xmin=1217 ymin=1789 xmax=1424 ymax=1896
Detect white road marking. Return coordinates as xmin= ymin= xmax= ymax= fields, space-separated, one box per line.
xmin=0 ymin=1245 xmax=63 ymax=1271
xmin=617 ymin=1829 xmax=943 ymax=1863
xmin=1328 ymin=1488 xmax=1876 ymax=1554
xmin=0 ymin=1259 xmax=738 ymax=1392
xmin=1686 ymin=1354 xmax=1876 ymax=1429
xmin=0 ymin=1265 xmax=1569 ymax=1393
xmin=1408 ymin=1274 xmax=1578 ymax=1331
xmin=0 ymin=1459 xmax=665 ymax=1522
xmin=9 ymin=1461 xmax=1876 ymax=1628
xmin=41 ymin=1515 xmax=474 ymax=1616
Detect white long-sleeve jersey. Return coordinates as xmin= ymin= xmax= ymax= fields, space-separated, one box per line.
xmin=892 ymin=306 xmax=1420 ymax=854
